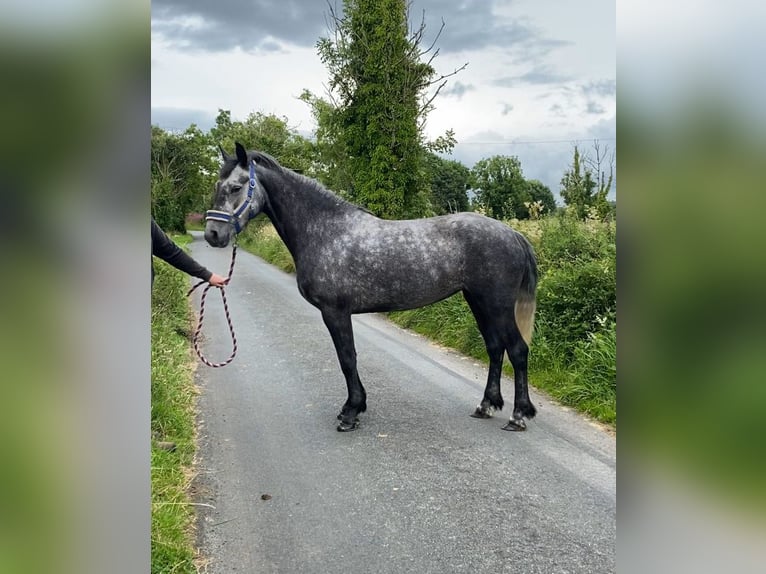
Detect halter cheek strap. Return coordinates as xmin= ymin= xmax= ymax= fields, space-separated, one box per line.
xmin=205 ymin=160 xmax=258 ymax=234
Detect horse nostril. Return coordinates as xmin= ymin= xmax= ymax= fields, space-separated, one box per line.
xmin=205 ymin=228 xmax=219 ymax=245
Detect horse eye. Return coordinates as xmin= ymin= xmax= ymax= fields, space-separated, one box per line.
xmin=230 ymin=185 xmax=242 ymax=193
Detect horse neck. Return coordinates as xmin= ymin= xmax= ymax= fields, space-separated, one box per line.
xmin=260 ymin=170 xmax=355 ymax=260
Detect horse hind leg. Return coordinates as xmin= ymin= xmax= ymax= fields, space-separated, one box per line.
xmin=469 ymin=334 xmax=505 ymax=419
xmin=502 ymin=326 xmax=537 ymax=431
xmin=464 ymin=292 xmax=505 ymax=419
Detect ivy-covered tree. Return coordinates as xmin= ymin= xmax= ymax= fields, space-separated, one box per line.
xmin=299 ymin=90 xmax=354 ymax=195
xmin=308 ymin=0 xmax=465 ymax=219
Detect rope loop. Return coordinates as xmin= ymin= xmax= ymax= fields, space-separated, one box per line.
xmin=187 ymin=244 xmax=238 ymax=367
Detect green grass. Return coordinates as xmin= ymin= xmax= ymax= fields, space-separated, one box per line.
xmin=151 ymin=241 xmax=199 ymax=574
xmin=238 ymin=217 xmax=296 ymax=273
xmin=235 ymin=219 xmax=616 ymax=427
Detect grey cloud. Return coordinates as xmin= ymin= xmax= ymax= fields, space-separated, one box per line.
xmin=549 ymin=103 xmax=566 ymax=117
xmin=441 ymin=81 xmax=475 ymax=98
xmin=413 ymin=0 xmax=569 ymax=55
xmin=152 ymin=0 xmax=329 ymax=52
xmin=152 ymin=0 xmax=568 ymax=58
xmin=493 ymin=67 xmax=573 ymax=87
xmin=586 ymin=101 xmax=605 ymax=114
xmin=581 ymin=79 xmax=616 ymax=97
xmin=585 ymin=115 xmax=616 ymax=141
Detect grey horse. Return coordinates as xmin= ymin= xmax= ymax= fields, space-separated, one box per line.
xmin=205 ymin=143 xmax=538 ymax=432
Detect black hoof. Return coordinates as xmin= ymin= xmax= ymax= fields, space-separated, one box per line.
xmin=502 ymin=418 xmax=527 ymax=431
xmin=470 ymin=406 xmax=493 ymax=419
xmin=337 ymin=418 xmax=359 ymax=432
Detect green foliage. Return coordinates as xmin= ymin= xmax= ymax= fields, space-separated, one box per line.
xmin=390 ymin=295 xmax=487 ymax=361
xmin=209 ymin=109 xmax=316 ymax=174
xmin=424 ymin=152 xmax=470 ymax=214
xmin=560 ymin=146 xmax=594 ymax=220
xmin=525 ymin=179 xmax=557 ymax=217
xmin=560 ymin=143 xmax=615 ymax=220
xmin=299 ymin=90 xmax=354 ymax=194
xmin=151 ymin=125 xmax=216 ymax=232
xmin=536 ymin=259 xmax=616 ymax=347
xmin=471 ymin=155 xmax=529 ymax=219
xmin=533 ymin=215 xmax=616 ymax=347
xmin=313 ymin=0 xmax=457 ymax=219
xmin=532 ymin=320 xmax=616 ymax=424
xmin=151 ymin=111 xmax=319 ymax=230
xmin=151 ymin=254 xmax=198 ymax=574
xmin=238 ymin=217 xmax=296 ymax=273
xmin=534 ymin=213 xmax=616 ymax=273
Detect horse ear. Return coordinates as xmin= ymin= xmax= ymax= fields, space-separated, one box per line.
xmin=235 ymin=142 xmax=248 ymax=167
xmin=218 ymin=144 xmax=232 ymax=162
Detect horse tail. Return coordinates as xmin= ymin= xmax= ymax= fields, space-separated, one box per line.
xmin=514 ymin=234 xmax=538 ymax=346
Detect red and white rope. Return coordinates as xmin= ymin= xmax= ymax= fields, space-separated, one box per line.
xmin=187 ymin=244 xmax=238 ymax=367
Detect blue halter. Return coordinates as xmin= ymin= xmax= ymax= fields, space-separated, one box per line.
xmin=205 ymin=160 xmax=258 ymax=234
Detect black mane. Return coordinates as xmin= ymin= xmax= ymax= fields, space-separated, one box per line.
xmin=221 ymin=149 xmax=371 ymax=216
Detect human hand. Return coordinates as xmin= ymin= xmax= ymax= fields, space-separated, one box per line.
xmin=208 ymin=273 xmax=228 ymax=287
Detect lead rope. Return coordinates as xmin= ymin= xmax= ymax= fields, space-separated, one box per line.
xmin=187 ymin=243 xmax=238 ymax=367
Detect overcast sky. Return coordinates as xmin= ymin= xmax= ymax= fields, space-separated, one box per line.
xmin=151 ymin=0 xmax=615 ymax=200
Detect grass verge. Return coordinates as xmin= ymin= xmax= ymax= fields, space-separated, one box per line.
xmin=151 ymin=233 xmax=199 ymax=574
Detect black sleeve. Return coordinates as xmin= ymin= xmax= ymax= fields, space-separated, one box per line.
xmin=151 ymin=219 xmax=212 ymax=281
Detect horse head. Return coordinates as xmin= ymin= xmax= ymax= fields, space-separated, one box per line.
xmin=204 ymin=142 xmax=267 ymax=247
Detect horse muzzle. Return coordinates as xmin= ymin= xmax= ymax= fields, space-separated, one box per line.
xmin=204 ymin=219 xmax=232 ymax=248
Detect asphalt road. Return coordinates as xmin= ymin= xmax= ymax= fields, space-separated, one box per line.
xmin=187 ymin=231 xmax=615 ymax=574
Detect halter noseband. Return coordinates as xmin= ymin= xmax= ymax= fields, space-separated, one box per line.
xmin=205 ymin=160 xmax=258 ymax=234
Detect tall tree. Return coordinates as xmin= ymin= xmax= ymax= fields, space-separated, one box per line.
xmin=585 ymin=141 xmax=615 ymax=220
xmin=310 ymin=0 xmax=465 ymax=218
xmin=560 ymin=143 xmax=614 ymax=220
xmin=424 ymin=152 xmax=470 ymax=214
xmin=470 ymin=155 xmax=529 ymax=220
xmin=151 ymin=125 xmax=214 ymax=231
xmin=525 ymin=179 xmax=557 ymax=217
xmin=209 ymin=109 xmax=315 ymax=174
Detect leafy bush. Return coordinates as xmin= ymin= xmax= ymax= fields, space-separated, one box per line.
xmin=534 ymin=214 xmax=615 ymax=273
xmin=536 ymin=258 xmax=616 ymax=346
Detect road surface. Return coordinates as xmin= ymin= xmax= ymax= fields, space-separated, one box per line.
xmin=187 ymin=231 xmax=615 ymax=573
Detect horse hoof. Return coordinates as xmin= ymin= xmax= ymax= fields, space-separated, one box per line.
xmin=470 ymin=406 xmax=493 ymax=419
xmin=337 ymin=419 xmax=359 ymax=432
xmin=502 ymin=419 xmax=527 ymax=431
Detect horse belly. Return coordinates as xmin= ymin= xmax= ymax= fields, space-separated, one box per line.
xmin=355 ymin=265 xmax=462 ymax=312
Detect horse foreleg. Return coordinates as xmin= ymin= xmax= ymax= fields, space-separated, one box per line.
xmin=321 ymin=308 xmax=367 ymax=432
xmin=502 ymin=332 xmax=536 ymax=431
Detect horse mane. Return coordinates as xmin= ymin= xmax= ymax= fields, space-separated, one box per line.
xmin=221 ymin=149 xmax=372 ymax=216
